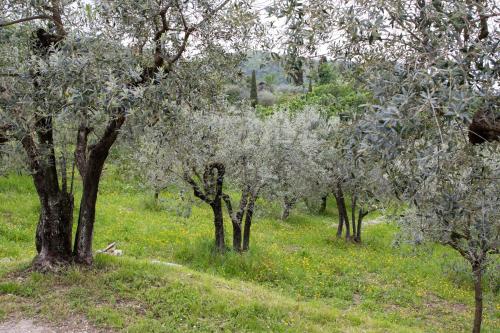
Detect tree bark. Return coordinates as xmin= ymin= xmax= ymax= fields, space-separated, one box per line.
xmin=334 ymin=184 xmax=350 ymax=240
xmin=242 ymin=194 xmax=256 ymax=252
xmin=73 ymin=116 xmax=124 ymax=265
xmin=472 ymin=262 xmax=483 ymax=333
xmin=232 ymin=220 xmax=242 ymax=252
xmin=340 ymin=195 xmax=350 ymax=240
xmin=351 ymin=194 xmax=357 ymax=237
xmin=211 ymin=200 xmax=226 ymax=252
xmin=355 ymin=209 xmax=368 ymax=243
xmin=33 ymin=191 xmax=74 ymax=270
xmin=333 ymin=191 xmax=344 ymax=237
xmin=223 ymin=189 xmax=256 ymax=253
xmin=22 ymin=132 xmax=74 ymax=271
xmin=281 ymin=196 xmax=295 ymax=220
xmin=73 ymin=156 xmax=105 ymax=264
xmin=319 ymin=194 xmax=327 ymax=214
xmin=22 ymin=26 xmax=74 ymax=271
xmin=187 ymin=162 xmax=227 ymax=253
xmin=222 ymin=194 xmax=243 ymax=252
xmin=224 ymin=190 xmax=249 ymax=252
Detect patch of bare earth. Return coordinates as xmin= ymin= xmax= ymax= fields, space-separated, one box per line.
xmin=424 ymin=293 xmax=468 ymax=313
xmin=0 ymin=317 xmax=103 ymax=333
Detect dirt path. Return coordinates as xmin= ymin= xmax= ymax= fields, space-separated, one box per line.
xmin=0 ymin=319 xmax=102 ymax=333
xmin=0 ymin=320 xmax=54 ymax=333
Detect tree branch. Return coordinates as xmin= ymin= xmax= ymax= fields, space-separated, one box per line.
xmin=74 ymin=124 xmax=92 ymax=176
xmin=222 ymin=193 xmax=236 ymax=221
xmin=0 ymin=72 xmax=23 ymax=77
xmin=195 ymin=0 xmax=231 ymax=28
xmin=0 ymin=15 xmax=52 ymax=28
xmin=236 ymin=187 xmax=250 ymax=222
xmin=90 ymin=113 xmax=126 ymax=156
xmin=167 ymin=0 xmax=230 ymax=66
xmin=184 ymin=172 xmax=210 ymax=203
xmin=20 ymin=133 xmax=44 ymax=188
xmin=166 ymin=27 xmax=194 ymax=66
xmin=49 ymin=0 xmax=66 ymax=36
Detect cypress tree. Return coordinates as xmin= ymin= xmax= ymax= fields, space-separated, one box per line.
xmin=318 ymin=56 xmax=334 ymax=85
xmin=250 ymin=70 xmax=258 ymax=107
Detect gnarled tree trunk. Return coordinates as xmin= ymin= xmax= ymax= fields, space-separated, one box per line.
xmin=333 ymin=183 xmax=350 ymax=240
xmin=319 ymin=194 xmax=327 ymax=214
xmin=223 ymin=189 xmax=257 ymax=253
xmin=21 ymin=25 xmax=74 ymax=271
xmin=73 ymin=158 xmax=106 ymax=265
xmin=242 ymin=194 xmax=256 ymax=252
xmin=281 ymin=196 xmax=295 ymax=220
xmin=355 ymin=208 xmax=369 ymax=243
xmin=211 ymin=199 xmax=226 ymax=252
xmin=472 ymin=262 xmax=483 ymax=333
xmin=351 ymin=194 xmax=357 ymax=237
xmin=469 ymin=110 xmax=500 ymax=144
xmin=22 ymin=127 xmax=74 ymax=271
xmin=333 ymin=190 xmax=344 ymax=237
xmin=186 ymin=162 xmax=227 ymax=253
xmin=73 ymin=116 xmax=124 ymax=265
xmin=223 ymin=189 xmax=250 ymax=252
xmin=33 ymin=191 xmax=74 ymax=270
xmin=232 ymin=222 xmax=242 ymax=252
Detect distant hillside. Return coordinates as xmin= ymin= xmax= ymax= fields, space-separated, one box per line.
xmin=241 ymin=51 xmax=322 ymax=85
xmin=241 ymin=51 xmax=289 ymax=84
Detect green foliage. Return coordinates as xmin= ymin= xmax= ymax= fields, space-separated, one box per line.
xmin=264 ymin=73 xmax=278 ymax=87
xmin=308 ymin=82 xmax=369 ymax=115
xmin=260 ymin=81 xmax=369 ymax=117
xmin=317 ymin=62 xmax=335 ymax=85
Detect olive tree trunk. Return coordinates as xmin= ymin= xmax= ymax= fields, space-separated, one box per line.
xmin=73 ymin=117 xmax=125 ymax=265
xmin=333 ymin=183 xmax=350 ymax=240
xmin=186 ymin=162 xmax=227 ymax=253
xmin=355 ymin=209 xmax=369 ymax=243
xmin=281 ymin=196 xmax=295 ymax=220
xmin=351 ymin=194 xmax=357 ymax=237
xmin=22 ymin=126 xmax=74 ymax=271
xmin=333 ymin=191 xmax=344 ymax=237
xmin=472 ymin=262 xmax=483 ymax=333
xmin=33 ymin=191 xmax=74 ymax=270
xmin=211 ymin=199 xmax=226 ymax=252
xmin=319 ymin=194 xmax=327 ymax=214
xmin=223 ymin=189 xmax=256 ymax=253
xmin=242 ymin=195 xmax=256 ymax=251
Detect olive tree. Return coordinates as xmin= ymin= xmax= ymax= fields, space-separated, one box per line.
xmin=259 ymin=108 xmax=327 ymax=220
xmin=270 ymin=1 xmax=498 ymax=329
xmin=139 ymin=105 xmax=236 ymax=252
xmin=0 ymin=0 xmax=256 ymax=269
xmin=138 ymin=105 xmax=268 ymax=253
xmin=315 ymin=1 xmax=499 ymax=331
xmin=220 ymin=109 xmax=268 ymax=252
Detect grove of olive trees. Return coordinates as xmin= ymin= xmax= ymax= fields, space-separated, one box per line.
xmin=0 ymin=1 xmax=498 ymax=332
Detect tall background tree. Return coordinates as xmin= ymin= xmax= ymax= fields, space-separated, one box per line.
xmin=250 ymin=69 xmax=258 ymax=107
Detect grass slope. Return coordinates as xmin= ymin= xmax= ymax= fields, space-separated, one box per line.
xmin=0 ymin=172 xmax=498 ymax=332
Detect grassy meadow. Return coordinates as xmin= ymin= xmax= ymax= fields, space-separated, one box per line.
xmin=0 ymin=171 xmax=498 ymax=332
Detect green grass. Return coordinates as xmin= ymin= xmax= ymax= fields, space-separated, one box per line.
xmin=0 ymin=171 xmax=498 ymax=332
